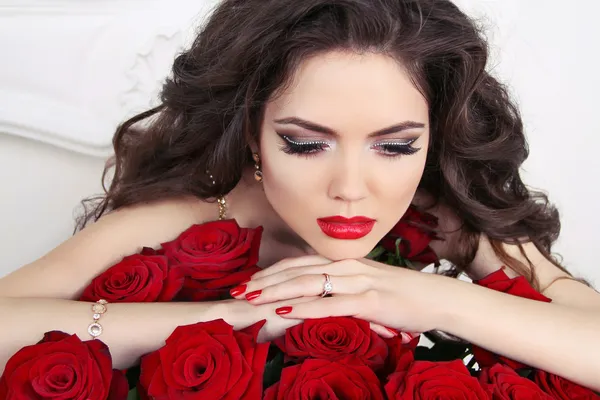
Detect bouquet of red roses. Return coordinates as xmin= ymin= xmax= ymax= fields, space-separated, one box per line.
xmin=1 ymin=209 xmax=598 ymax=399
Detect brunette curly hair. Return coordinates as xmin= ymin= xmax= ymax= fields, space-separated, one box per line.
xmin=77 ymin=0 xmax=570 ymax=287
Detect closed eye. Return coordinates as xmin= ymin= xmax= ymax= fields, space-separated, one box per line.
xmin=372 ymin=139 xmax=420 ymax=157
xmin=278 ymin=134 xmax=421 ymax=159
xmin=279 ymin=135 xmax=330 ymax=156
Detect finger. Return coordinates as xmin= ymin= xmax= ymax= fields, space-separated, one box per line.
xmin=274 ymin=294 xmax=362 ymax=319
xmin=256 ymin=297 xmax=318 ymax=343
xmin=257 ymin=317 xmax=304 ymax=343
xmin=233 ymin=262 xmax=364 ymax=300
xmin=251 ymin=255 xmax=332 ymax=280
xmin=269 ymin=295 xmax=319 ymax=308
xmin=242 ymin=259 xmax=366 ymax=296
xmin=245 ymin=274 xmax=371 ymax=304
xmin=370 ymin=322 xmax=397 ymax=339
xmin=399 ymin=332 xmax=421 ymax=344
xmin=271 ymin=296 xmax=422 ymax=344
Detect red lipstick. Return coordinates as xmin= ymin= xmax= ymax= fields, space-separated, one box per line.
xmin=317 ymin=216 xmax=375 ymax=240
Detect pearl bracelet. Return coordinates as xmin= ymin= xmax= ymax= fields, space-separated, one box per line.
xmin=88 ymin=299 xmax=108 ymax=339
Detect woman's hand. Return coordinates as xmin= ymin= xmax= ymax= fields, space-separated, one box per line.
xmin=217 ymin=295 xmax=320 ymax=343
xmin=230 ymin=255 xmax=450 ymax=341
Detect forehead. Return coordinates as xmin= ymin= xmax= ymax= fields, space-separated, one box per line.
xmin=266 ymin=51 xmax=429 ymax=129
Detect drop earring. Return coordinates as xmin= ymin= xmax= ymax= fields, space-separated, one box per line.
xmin=253 ymin=152 xmax=263 ymax=182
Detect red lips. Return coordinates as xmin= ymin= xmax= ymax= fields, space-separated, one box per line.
xmin=317 ymin=216 xmax=376 ymax=240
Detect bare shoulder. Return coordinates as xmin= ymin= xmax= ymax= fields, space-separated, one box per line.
xmin=467 ymin=236 xmax=569 ymax=284
xmin=0 ymin=196 xmax=218 ymax=299
xmin=467 ymin=236 xmax=600 ymax=308
xmin=99 ymin=196 xmax=219 ymax=235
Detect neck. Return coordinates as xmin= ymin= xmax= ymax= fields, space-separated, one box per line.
xmin=226 ymin=168 xmax=314 ymax=255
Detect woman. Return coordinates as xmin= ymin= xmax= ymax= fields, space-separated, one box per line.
xmin=1 ymin=0 xmax=599 ymax=390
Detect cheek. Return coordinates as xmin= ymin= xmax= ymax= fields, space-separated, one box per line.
xmin=261 ymin=154 xmax=320 ymax=207
xmin=260 ymin=131 xmax=326 ymax=204
xmin=374 ymin=154 xmax=427 ymax=201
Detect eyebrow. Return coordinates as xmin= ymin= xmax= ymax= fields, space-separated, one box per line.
xmin=273 ymin=117 xmax=426 ymax=137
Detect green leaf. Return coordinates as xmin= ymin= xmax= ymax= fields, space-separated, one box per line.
xmin=366 ymin=246 xmax=385 ymax=260
xmin=387 ymin=254 xmax=396 ymax=265
xmin=394 ymin=238 xmax=403 ymax=259
xmin=127 ymin=387 xmax=140 ymax=400
xmin=398 ymin=257 xmax=409 ymax=268
xmin=263 ymin=347 xmax=285 ymax=390
xmin=125 ymin=365 xmax=141 ymax=390
xmin=517 ymin=368 xmax=534 ymax=379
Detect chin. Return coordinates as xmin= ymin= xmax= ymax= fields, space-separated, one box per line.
xmin=311 ymin=239 xmax=376 ymax=261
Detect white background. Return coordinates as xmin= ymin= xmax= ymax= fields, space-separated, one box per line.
xmin=0 ymin=1 xmax=598 ymax=287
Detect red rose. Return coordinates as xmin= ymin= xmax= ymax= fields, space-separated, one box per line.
xmin=381 ymin=335 xmax=417 ymax=377
xmin=162 ymin=220 xmax=263 ymax=301
xmin=80 ymin=253 xmax=183 ymax=302
xmin=141 ymin=246 xmax=165 ymax=256
xmin=473 ymin=268 xmax=551 ymax=370
xmin=475 ymin=269 xmax=552 ymax=303
xmin=139 ymin=319 xmax=269 ymax=399
xmin=0 ymin=331 xmax=127 ymax=400
xmin=479 ymin=364 xmax=552 ymax=399
xmin=264 ymin=358 xmax=385 ymax=400
xmin=108 ymin=373 xmax=129 ymax=400
xmin=385 ymin=359 xmax=489 ymax=399
xmin=381 ymin=206 xmax=440 ymax=266
xmin=275 ymin=317 xmax=388 ymax=370
xmin=534 ymin=370 xmax=599 ymax=399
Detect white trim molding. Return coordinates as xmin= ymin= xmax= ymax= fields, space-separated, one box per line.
xmin=0 ymin=0 xmax=217 ymax=156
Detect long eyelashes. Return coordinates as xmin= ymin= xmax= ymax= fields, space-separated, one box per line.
xmin=279 ymin=135 xmax=329 ymax=156
xmin=278 ymin=135 xmax=421 ymax=158
xmin=372 ymin=139 xmax=420 ymax=157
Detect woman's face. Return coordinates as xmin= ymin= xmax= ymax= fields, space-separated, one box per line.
xmin=259 ymin=51 xmax=430 ymax=260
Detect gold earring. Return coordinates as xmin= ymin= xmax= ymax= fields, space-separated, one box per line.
xmin=252 ymin=152 xmax=263 ymax=182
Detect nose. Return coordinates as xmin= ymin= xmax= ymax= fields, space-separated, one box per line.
xmin=327 ymin=155 xmax=368 ymax=202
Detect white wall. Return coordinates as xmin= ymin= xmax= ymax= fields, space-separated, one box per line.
xmin=0 ymin=134 xmax=105 ymax=269
xmin=0 ymin=0 xmax=598 ymax=287
xmin=0 ymin=0 xmax=219 ymax=274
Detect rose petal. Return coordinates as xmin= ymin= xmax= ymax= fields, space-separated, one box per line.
xmin=0 ymin=331 xmax=114 ymax=400
xmin=140 ymin=319 xmax=267 ymax=399
xmin=277 ymin=317 xmax=388 ymax=371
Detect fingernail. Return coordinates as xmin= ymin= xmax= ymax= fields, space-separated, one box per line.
xmin=400 ymin=332 xmax=414 ymax=344
xmin=245 ymin=290 xmax=262 ymax=301
xmin=385 ymin=327 xmax=399 ymax=336
xmin=229 ymin=284 xmax=247 ymax=297
xmin=275 ymin=306 xmax=292 ymax=315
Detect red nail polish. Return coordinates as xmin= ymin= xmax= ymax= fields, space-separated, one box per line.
xmin=385 ymin=327 xmax=399 ymax=336
xmin=275 ymin=306 xmax=292 ymax=315
xmin=245 ymin=290 xmax=262 ymax=301
xmin=229 ymin=284 xmax=247 ymax=297
xmin=400 ymin=332 xmax=414 ymax=343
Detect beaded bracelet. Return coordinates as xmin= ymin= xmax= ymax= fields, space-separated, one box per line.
xmin=88 ymin=299 xmax=108 ymax=339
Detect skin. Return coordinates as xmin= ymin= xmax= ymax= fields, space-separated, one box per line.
xmin=257 ymin=51 xmax=429 ymax=262
xmin=228 ymin=50 xmax=600 ymax=390
xmin=1 ymin=50 xmax=599 ymax=389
